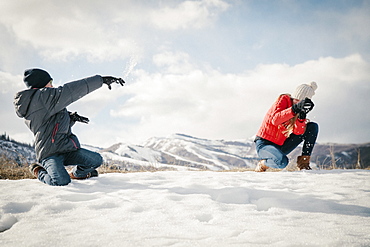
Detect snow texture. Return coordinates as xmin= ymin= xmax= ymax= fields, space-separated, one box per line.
xmin=1 ymin=170 xmax=370 ymax=246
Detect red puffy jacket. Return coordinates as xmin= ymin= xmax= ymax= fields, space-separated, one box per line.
xmin=256 ymin=94 xmax=306 ymax=146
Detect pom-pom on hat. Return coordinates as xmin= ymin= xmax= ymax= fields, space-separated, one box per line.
xmin=292 ymin=81 xmax=318 ymax=100
xmin=23 ymin=68 xmax=52 ymax=88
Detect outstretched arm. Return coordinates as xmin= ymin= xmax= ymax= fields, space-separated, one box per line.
xmin=41 ymin=75 xmax=103 ymax=117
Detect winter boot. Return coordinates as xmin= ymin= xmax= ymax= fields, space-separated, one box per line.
xmin=90 ymin=169 xmax=99 ymax=178
xmin=296 ymin=155 xmax=312 ymax=170
xmin=29 ymin=163 xmax=45 ymax=177
xmin=255 ymin=160 xmax=269 ymax=172
xmin=69 ymin=169 xmax=99 ymax=180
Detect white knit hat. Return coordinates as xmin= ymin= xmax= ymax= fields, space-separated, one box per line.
xmin=292 ymin=81 xmax=318 ymax=100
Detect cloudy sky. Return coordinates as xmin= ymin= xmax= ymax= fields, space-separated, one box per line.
xmin=1 ymin=0 xmax=369 ymax=147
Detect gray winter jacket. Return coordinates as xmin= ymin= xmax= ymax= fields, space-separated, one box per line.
xmin=14 ymin=75 xmax=103 ymax=161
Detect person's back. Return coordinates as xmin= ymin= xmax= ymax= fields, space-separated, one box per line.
xmin=14 ymin=71 xmax=103 ymax=162
xmin=14 ymin=68 xmax=125 ymax=186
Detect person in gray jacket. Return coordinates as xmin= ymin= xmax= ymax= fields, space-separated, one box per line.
xmin=14 ymin=68 xmax=124 ymax=186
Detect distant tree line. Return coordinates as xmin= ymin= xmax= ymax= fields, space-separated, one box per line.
xmin=0 ymin=132 xmax=34 ymax=148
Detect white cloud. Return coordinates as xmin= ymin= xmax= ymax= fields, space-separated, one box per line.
xmin=0 ymin=0 xmax=229 ymax=63
xmin=316 ymin=4 xmax=370 ymax=43
xmin=0 ymin=1 xmax=141 ymax=62
xmin=0 ymin=71 xmax=34 ymax=143
xmin=153 ymin=51 xmax=195 ymax=73
xmin=149 ymin=0 xmax=229 ymax=30
xmin=1 ymin=1 xmax=369 ymax=147
xmin=103 ymin=53 xmax=370 ymax=145
xmin=0 ymin=71 xmax=23 ymax=94
xmin=5 ymin=54 xmax=370 ymax=147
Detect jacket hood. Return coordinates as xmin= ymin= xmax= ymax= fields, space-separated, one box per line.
xmin=14 ymin=89 xmax=37 ymax=118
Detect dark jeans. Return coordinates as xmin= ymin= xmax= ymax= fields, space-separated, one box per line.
xmin=39 ymin=148 xmax=103 ymax=186
xmin=255 ymin=122 xmax=319 ymax=169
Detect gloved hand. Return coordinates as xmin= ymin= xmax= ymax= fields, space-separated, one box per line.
xmin=302 ymin=98 xmax=314 ymax=113
xmin=298 ymin=111 xmax=306 ymax=120
xmin=102 ymin=76 xmax=125 ymax=90
xmin=292 ymin=98 xmax=314 ymax=114
xmin=69 ymin=112 xmax=89 ymax=124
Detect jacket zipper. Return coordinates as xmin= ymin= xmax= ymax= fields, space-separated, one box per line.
xmin=51 ymin=123 xmax=59 ymax=143
xmin=70 ymin=138 xmax=78 ymax=149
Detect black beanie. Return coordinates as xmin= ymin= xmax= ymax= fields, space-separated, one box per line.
xmin=23 ymin=68 xmax=53 ymax=88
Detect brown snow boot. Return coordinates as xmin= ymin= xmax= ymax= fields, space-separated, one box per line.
xmin=255 ymin=160 xmax=269 ymax=172
xmin=296 ymin=155 xmax=312 ymax=170
xmin=69 ymin=169 xmax=98 ymax=180
xmin=29 ymin=163 xmax=45 ymax=177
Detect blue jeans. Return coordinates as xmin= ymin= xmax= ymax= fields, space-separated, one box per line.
xmin=38 ymin=148 xmax=103 ymax=186
xmin=255 ymin=122 xmax=319 ymax=169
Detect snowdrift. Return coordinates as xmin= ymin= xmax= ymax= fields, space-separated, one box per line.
xmin=1 ymin=170 xmax=369 ymax=246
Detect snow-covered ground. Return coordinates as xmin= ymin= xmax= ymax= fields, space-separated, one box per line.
xmin=1 ymin=170 xmax=369 ymax=246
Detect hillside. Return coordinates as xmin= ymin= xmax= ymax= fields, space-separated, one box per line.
xmin=98 ymin=134 xmax=257 ymax=171
xmin=1 ymin=133 xmax=369 ymax=171
xmin=0 ymin=134 xmax=35 ymax=165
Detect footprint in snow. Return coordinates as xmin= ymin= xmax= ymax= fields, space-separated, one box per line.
xmin=57 ymin=193 xmax=99 ymax=202
xmin=0 ymin=214 xmax=18 ymax=233
xmin=2 ymin=202 xmax=35 ymax=214
xmin=196 ymin=213 xmax=213 ymax=223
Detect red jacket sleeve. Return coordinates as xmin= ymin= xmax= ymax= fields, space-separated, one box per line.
xmin=271 ymin=95 xmax=295 ymax=126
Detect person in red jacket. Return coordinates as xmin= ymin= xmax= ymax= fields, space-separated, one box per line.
xmin=254 ymin=82 xmax=319 ymax=172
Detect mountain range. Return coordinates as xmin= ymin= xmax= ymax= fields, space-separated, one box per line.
xmin=1 ymin=133 xmax=369 ymax=171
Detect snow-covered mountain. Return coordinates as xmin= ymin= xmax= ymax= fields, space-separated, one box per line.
xmin=95 ymin=134 xmax=258 ymax=171
xmin=0 ymin=133 xmax=257 ymax=171
xmin=0 ymin=138 xmax=36 ymax=165
xmin=94 ymin=134 xmax=370 ymax=171
xmin=1 ymin=133 xmax=369 ymax=171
